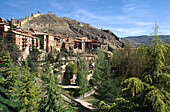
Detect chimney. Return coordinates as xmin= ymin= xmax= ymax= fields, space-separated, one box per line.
xmin=48 ymin=9 xmax=52 ymax=14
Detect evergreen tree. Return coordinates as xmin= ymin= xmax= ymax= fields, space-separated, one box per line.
xmin=47 ymin=51 xmax=54 ymax=63
xmin=92 ymin=51 xmax=124 ymax=104
xmin=18 ymin=64 xmax=40 ymax=112
xmin=3 ymin=20 xmax=21 ymax=60
xmin=39 ymin=65 xmax=77 ymax=112
xmin=98 ymin=21 xmax=170 ymax=112
xmin=0 ymin=35 xmax=3 ymax=50
xmin=39 ymin=71 xmax=65 ymax=112
xmin=63 ymin=63 xmax=77 ymax=85
xmin=76 ymin=58 xmax=89 ymax=95
xmin=0 ymin=51 xmax=20 ymax=96
xmin=0 ymin=51 xmax=20 ymax=111
xmin=27 ymin=56 xmax=38 ymax=73
xmin=29 ymin=46 xmax=41 ymax=61
xmin=4 ymin=20 xmax=16 ymax=44
xmin=93 ymin=51 xmax=109 ymax=86
xmin=97 ymin=75 xmax=123 ymax=104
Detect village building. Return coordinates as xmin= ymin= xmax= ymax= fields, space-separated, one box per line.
xmin=0 ymin=14 xmax=109 ymax=61
xmin=31 ymin=29 xmax=47 ymax=50
xmin=14 ymin=30 xmax=37 ymax=51
xmin=3 ymin=29 xmax=40 ymax=51
xmin=61 ymin=36 xmax=74 ymax=51
xmin=30 ymin=29 xmax=56 ymax=53
xmin=0 ymin=18 xmax=39 ymax=52
xmin=91 ymin=40 xmax=101 ymax=49
xmin=54 ymin=34 xmax=64 ymax=52
xmin=101 ymin=43 xmax=108 ymax=52
xmin=0 ymin=17 xmax=9 ymax=34
xmin=73 ymin=37 xmax=87 ymax=53
xmin=46 ymin=33 xmax=55 ymax=52
xmin=80 ymin=54 xmax=95 ymax=61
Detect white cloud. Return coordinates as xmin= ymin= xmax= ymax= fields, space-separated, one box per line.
xmin=110 ymin=27 xmax=146 ymax=37
xmin=73 ymin=9 xmax=153 ymax=27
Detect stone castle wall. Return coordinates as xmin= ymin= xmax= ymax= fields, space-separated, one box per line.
xmin=14 ymin=11 xmax=43 ymax=26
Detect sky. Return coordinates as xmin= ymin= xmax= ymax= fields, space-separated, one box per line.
xmin=0 ymin=0 xmax=170 ymax=37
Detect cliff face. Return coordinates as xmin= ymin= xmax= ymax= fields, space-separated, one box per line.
xmin=17 ymin=13 xmax=127 ymax=48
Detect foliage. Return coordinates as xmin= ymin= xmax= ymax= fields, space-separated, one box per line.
xmin=0 ymin=51 xmax=21 ymax=111
xmin=111 ymin=44 xmax=146 ymax=78
xmin=40 ymin=63 xmax=53 ymax=83
xmin=63 ymin=63 xmax=77 ymax=85
xmin=27 ymin=56 xmax=38 ymax=73
xmin=39 ymin=70 xmax=64 ymax=112
xmin=89 ymin=79 xmax=94 ymax=87
xmin=18 ymin=64 xmax=40 ymax=112
xmin=29 ymin=46 xmax=41 ymax=61
xmin=39 ymin=66 xmax=77 ymax=112
xmin=2 ymin=20 xmax=21 ymax=60
xmin=122 ymin=77 xmax=145 ymax=98
xmin=55 ymin=50 xmax=60 ymax=62
xmin=47 ymin=51 xmax=55 ymax=63
xmin=76 ymin=57 xmax=89 ymax=95
xmin=37 ymin=35 xmax=44 ymax=49
xmin=93 ymin=51 xmax=109 ymax=86
xmin=0 ymin=51 xmax=20 ymax=96
xmin=98 ymin=22 xmax=170 ymax=112
xmin=98 ymin=98 xmax=134 ymax=112
xmin=4 ymin=20 xmax=16 ymax=44
xmin=97 ymin=75 xmax=123 ymax=104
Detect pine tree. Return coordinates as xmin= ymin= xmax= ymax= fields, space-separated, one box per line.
xmin=18 ymin=64 xmax=40 ymax=112
xmin=0 ymin=51 xmax=20 ymax=96
xmin=39 ymin=67 xmax=65 ymax=112
xmin=0 ymin=51 xmax=20 ymax=111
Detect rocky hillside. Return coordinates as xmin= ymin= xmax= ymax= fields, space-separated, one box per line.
xmin=17 ymin=13 xmax=127 ymax=48
xmin=124 ymin=35 xmax=170 ymax=44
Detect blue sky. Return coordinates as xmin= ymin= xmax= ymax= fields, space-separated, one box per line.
xmin=0 ymin=0 xmax=170 ymax=37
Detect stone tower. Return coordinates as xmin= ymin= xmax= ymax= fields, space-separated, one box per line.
xmin=48 ymin=9 xmax=52 ymax=14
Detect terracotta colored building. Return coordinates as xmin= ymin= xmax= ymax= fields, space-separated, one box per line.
xmin=12 ymin=30 xmax=39 ymax=51
xmin=0 ymin=18 xmax=39 ymax=51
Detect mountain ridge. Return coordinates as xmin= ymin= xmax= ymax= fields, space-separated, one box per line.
xmin=124 ymin=35 xmax=170 ymax=44
xmin=14 ymin=12 xmax=127 ymax=48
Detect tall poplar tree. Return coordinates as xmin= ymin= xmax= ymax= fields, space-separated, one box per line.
xmin=76 ymin=57 xmax=89 ymax=95
xmin=93 ymin=51 xmax=108 ymax=86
